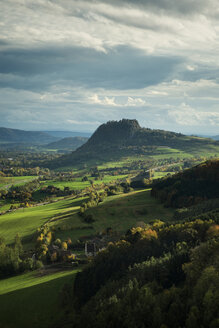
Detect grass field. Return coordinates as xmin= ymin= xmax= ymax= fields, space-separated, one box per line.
xmin=153 ymin=171 xmax=175 ymax=179
xmin=0 ymin=185 xmax=174 ymax=249
xmin=54 ymin=189 xmax=174 ymax=242
xmin=0 ymin=176 xmax=37 ymax=189
xmin=0 ymin=269 xmax=78 ymax=328
xmin=86 ymin=147 xmax=219 ymax=170
xmin=88 ymin=189 xmax=174 ymax=231
xmin=0 ymin=196 xmax=86 ymax=246
xmin=41 ymin=174 xmax=128 ymax=190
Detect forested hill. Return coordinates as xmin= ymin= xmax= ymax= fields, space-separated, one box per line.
xmin=85 ymin=119 xmax=141 ymax=146
xmin=151 ymin=159 xmax=219 ymax=208
xmin=48 ymin=119 xmax=219 ymax=168
xmin=45 ymin=136 xmax=88 ymax=150
xmin=0 ymin=127 xmax=57 ymax=144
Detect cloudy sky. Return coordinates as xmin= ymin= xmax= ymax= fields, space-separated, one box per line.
xmin=0 ymin=0 xmax=219 ymax=134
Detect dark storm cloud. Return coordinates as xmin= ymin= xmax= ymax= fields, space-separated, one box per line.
xmin=0 ymin=45 xmax=182 ymax=91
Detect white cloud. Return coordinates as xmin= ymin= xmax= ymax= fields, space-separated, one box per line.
xmin=89 ymin=94 xmax=146 ymax=107
xmin=186 ymin=65 xmax=195 ymax=71
xmin=0 ymin=0 xmax=219 ymax=134
xmin=168 ymin=103 xmax=219 ymax=126
xmin=126 ymin=97 xmax=146 ymax=106
xmin=0 ymin=0 xmax=219 ymax=59
xmin=89 ymin=94 xmax=117 ymax=106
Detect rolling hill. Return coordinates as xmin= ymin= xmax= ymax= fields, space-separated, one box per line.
xmin=0 ymin=127 xmax=58 ymax=145
xmin=151 ymin=159 xmax=219 ymax=208
xmin=48 ymin=119 xmax=219 ymax=168
xmin=44 ymin=130 xmax=91 ymax=138
xmin=45 ymin=136 xmax=88 ymax=151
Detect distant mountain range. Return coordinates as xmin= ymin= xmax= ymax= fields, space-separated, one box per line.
xmin=193 ymin=134 xmax=219 ymax=141
xmin=44 ymin=131 xmax=91 ymax=139
xmin=45 ymin=137 xmax=88 ymax=151
xmin=0 ymin=127 xmax=91 ymax=149
xmin=48 ymin=119 xmax=219 ymax=168
xmin=0 ymin=127 xmax=57 ymax=145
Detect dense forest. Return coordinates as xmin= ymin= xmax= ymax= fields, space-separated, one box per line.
xmin=151 ymin=160 xmax=219 ymax=208
xmin=65 ymin=217 xmax=219 ymax=328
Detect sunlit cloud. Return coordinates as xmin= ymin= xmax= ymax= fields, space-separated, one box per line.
xmin=0 ymin=0 xmax=218 ymax=134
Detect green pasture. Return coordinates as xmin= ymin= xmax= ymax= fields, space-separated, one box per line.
xmin=0 ymin=269 xmax=78 ymax=328
xmin=41 ymin=174 xmax=128 ymax=190
xmin=153 ymin=171 xmax=175 ymax=179
xmin=41 ymin=178 xmax=91 ymax=190
xmin=0 ymin=176 xmax=37 ymax=189
xmin=0 ymin=200 xmax=12 ymax=211
xmin=0 ymin=196 xmax=86 ymax=246
xmin=93 ymin=146 xmax=219 ymax=170
xmin=54 ymin=143 xmax=219 ymax=171
xmin=88 ymin=189 xmax=174 ymax=232
xmin=54 ymin=189 xmax=174 ymax=242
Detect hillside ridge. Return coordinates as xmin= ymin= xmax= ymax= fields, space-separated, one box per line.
xmin=151 ymin=159 xmax=219 ymax=208
xmin=47 ymin=119 xmax=219 ymax=168
xmin=45 ymin=136 xmax=88 ymax=150
xmin=0 ymin=127 xmax=57 ymax=144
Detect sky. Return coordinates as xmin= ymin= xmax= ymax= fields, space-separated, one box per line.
xmin=0 ymin=0 xmax=219 ymax=135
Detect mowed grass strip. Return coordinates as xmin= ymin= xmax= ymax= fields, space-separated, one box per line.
xmin=0 ymin=196 xmax=86 ymax=245
xmin=0 ymin=269 xmax=78 ymax=328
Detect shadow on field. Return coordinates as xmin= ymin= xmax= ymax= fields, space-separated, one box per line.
xmin=57 ymin=198 xmax=88 ymax=210
xmin=0 ymin=272 xmax=76 ymax=328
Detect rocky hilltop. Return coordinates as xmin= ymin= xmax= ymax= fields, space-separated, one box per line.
xmin=48 ymin=119 xmax=218 ymax=168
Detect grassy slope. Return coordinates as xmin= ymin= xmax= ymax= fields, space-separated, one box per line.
xmin=153 ymin=171 xmax=175 ymax=179
xmin=89 ymin=189 xmax=174 ymax=230
xmin=58 ymin=145 xmax=219 ymax=171
xmin=0 ymin=196 xmax=86 ymax=246
xmin=54 ymin=189 xmax=174 ymax=242
xmin=0 ymin=187 xmax=174 ymax=249
xmin=41 ymin=174 xmax=128 ymax=190
xmin=0 ymin=176 xmax=37 ymax=189
xmin=0 ymin=269 xmax=78 ymax=328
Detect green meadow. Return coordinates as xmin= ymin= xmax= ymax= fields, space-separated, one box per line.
xmin=0 ymin=269 xmax=78 ymax=328
xmin=41 ymin=174 xmax=128 ymax=190
xmin=0 ymin=196 xmax=86 ymax=246
xmin=0 ymin=176 xmax=37 ymax=189
xmin=86 ymin=189 xmax=174 ymax=231
xmin=153 ymin=171 xmax=175 ymax=179
xmin=54 ymin=189 xmax=174 ymax=242
xmin=58 ymin=145 xmax=219 ymax=171
xmin=0 ymin=186 xmax=175 ymax=249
